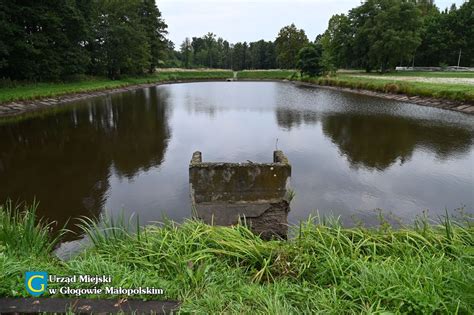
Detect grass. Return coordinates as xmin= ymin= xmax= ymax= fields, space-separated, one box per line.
xmin=0 ymin=70 xmax=233 ymax=104
xmin=1 ymin=204 xmax=473 ymax=313
xmin=303 ymin=74 xmax=474 ymax=102
xmin=207 ymin=69 xmax=473 ymax=103
xmin=372 ymin=71 xmax=474 ymax=78
xmin=1 ymin=69 xmax=471 ymax=108
xmin=169 ymin=70 xmax=474 ymax=104
xmin=336 ymin=70 xmax=474 ymax=78
xmin=236 ymin=70 xmax=298 ymax=80
xmin=0 ymin=201 xmax=63 ymax=256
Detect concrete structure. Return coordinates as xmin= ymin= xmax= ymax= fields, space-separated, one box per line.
xmin=189 ymin=151 xmax=292 ymax=239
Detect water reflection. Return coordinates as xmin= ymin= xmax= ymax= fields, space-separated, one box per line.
xmin=275 ymin=109 xmax=320 ymax=130
xmin=0 ymin=88 xmax=171 ymax=234
xmin=321 ymin=113 xmax=472 ymax=170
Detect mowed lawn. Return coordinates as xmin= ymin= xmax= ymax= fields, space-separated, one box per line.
xmin=306 ymin=71 xmax=474 ymax=102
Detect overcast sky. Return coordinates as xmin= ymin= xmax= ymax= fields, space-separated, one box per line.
xmin=159 ymin=0 xmax=464 ymax=47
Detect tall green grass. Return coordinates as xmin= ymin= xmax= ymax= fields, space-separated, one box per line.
xmin=0 ymin=204 xmax=472 ymax=313
xmin=0 ymin=201 xmax=62 ymax=256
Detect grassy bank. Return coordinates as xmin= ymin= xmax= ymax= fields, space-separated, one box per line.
xmin=370 ymin=71 xmax=474 ymax=78
xmin=304 ymin=72 xmax=474 ymax=102
xmin=237 ymin=70 xmax=297 ymax=80
xmin=235 ymin=70 xmax=474 ymax=103
xmin=1 ymin=204 xmax=473 ymax=313
xmin=0 ymin=70 xmax=233 ymax=104
xmin=2 ymin=69 xmax=472 ymax=106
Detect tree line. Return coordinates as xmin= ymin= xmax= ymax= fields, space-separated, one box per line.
xmin=320 ymin=0 xmax=473 ymax=73
xmin=0 ymin=0 xmax=168 ymax=81
xmin=177 ymin=0 xmax=473 ymax=74
xmin=1 ymin=0 xmax=472 ymax=82
xmin=177 ymin=24 xmax=308 ymax=71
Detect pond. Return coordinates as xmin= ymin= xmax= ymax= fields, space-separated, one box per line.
xmin=1 ymin=82 xmax=473 ymax=236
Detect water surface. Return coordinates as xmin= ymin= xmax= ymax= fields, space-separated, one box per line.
xmin=1 ymin=82 xmax=473 ymax=235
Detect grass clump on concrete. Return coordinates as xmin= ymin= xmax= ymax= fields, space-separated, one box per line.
xmin=0 ymin=205 xmax=473 ymax=313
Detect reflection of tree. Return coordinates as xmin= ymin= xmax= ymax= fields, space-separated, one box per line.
xmin=321 ymin=113 xmax=472 ymax=170
xmin=0 ymin=87 xmax=171 ymax=234
xmin=275 ymin=108 xmax=319 ymax=130
xmin=105 ymin=88 xmax=171 ymax=178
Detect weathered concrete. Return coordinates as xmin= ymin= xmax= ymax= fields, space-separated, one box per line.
xmin=189 ymin=151 xmax=291 ymax=239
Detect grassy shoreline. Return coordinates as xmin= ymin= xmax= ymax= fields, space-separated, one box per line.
xmin=236 ymin=70 xmax=297 ymax=80
xmin=0 ymin=70 xmax=473 ymax=117
xmin=304 ymin=74 xmax=474 ymax=103
xmin=0 ymin=70 xmax=233 ymax=104
xmin=1 ymin=204 xmax=473 ymax=313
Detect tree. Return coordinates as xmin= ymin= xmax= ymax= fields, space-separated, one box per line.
xmin=0 ymin=0 xmax=90 ymax=80
xmin=0 ymin=0 xmax=169 ymax=80
xmin=94 ymin=0 xmax=150 ymax=79
xmin=138 ymin=0 xmax=167 ymax=73
xmin=180 ymin=37 xmax=193 ymax=68
xmin=232 ymin=42 xmax=246 ymax=70
xmin=416 ymin=1 xmax=474 ymax=67
xmin=249 ymin=40 xmax=276 ymax=69
xmin=297 ymin=43 xmax=323 ymax=76
xmin=203 ymin=32 xmax=217 ymax=67
xmin=321 ymin=14 xmax=352 ymax=69
xmin=364 ymin=0 xmax=422 ymax=72
xmin=275 ymin=23 xmax=309 ymax=69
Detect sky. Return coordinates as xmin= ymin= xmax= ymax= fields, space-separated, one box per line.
xmin=158 ymin=0 xmax=465 ymax=47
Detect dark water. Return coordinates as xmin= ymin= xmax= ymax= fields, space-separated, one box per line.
xmin=1 ymin=82 xmax=473 ymax=235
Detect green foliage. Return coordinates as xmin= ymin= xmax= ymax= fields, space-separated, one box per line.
xmin=366 ymin=0 xmax=422 ymax=72
xmin=180 ymin=38 xmax=193 ymax=68
xmin=249 ymin=40 xmax=277 ymax=70
xmin=322 ymin=0 xmax=473 ymax=71
xmin=416 ymin=1 xmax=474 ymax=67
xmin=0 ymin=201 xmax=62 ymax=257
xmin=296 ymin=43 xmax=323 ymax=77
xmin=275 ymin=24 xmax=309 ymax=69
xmin=0 ymin=0 xmax=90 ymax=81
xmin=0 ymin=0 xmax=168 ymax=80
xmin=321 ymin=14 xmax=352 ymax=69
xmin=0 ymin=204 xmax=472 ymax=313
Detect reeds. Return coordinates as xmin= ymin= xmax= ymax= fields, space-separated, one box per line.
xmin=0 ymin=200 xmax=62 ymax=256
xmin=1 ymin=204 xmax=472 ymax=313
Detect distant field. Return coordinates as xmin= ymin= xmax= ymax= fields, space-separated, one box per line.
xmin=306 ymin=73 xmax=474 ymax=102
xmin=380 ymin=71 xmax=474 ymax=78
xmin=237 ymin=70 xmax=297 ymax=80
xmin=345 ymin=73 xmax=474 ymax=87
xmin=338 ymin=70 xmax=474 ymax=78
